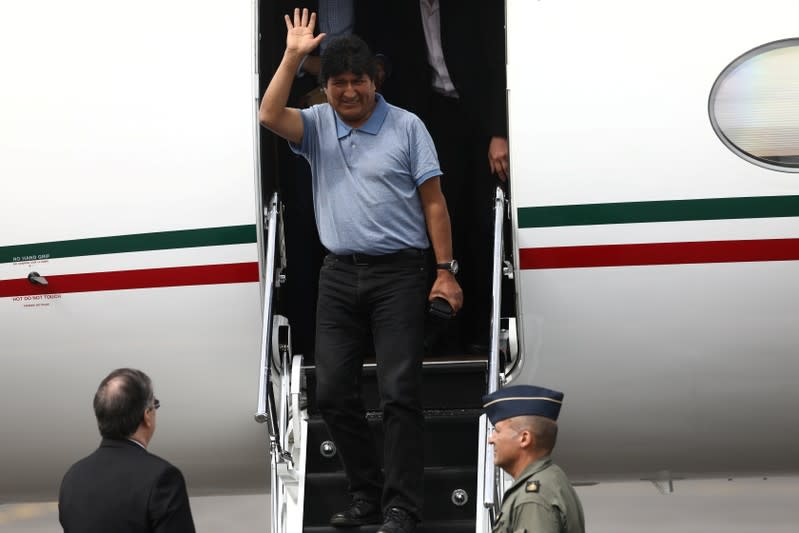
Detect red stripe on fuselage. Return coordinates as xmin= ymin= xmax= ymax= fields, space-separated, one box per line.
xmin=520 ymin=238 xmax=799 ymax=269
xmin=0 ymin=262 xmax=259 ymax=298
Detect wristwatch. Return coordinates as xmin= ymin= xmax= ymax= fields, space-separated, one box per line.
xmin=436 ymin=259 xmax=459 ymax=275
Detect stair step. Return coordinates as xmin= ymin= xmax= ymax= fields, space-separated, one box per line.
xmin=304 ymin=358 xmax=487 ymax=413
xmin=304 ymin=520 xmax=475 ymax=533
xmin=303 ymin=468 xmax=477 ymax=525
xmin=300 ymin=357 xmax=484 ymax=531
xmin=306 ymin=411 xmax=481 ymax=472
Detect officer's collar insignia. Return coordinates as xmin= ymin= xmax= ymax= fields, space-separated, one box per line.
xmin=526 ymin=480 xmax=540 ymax=493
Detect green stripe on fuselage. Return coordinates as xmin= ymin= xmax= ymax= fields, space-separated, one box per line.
xmin=518 ymin=195 xmax=799 ymax=228
xmin=1 ymin=225 xmax=257 ymax=263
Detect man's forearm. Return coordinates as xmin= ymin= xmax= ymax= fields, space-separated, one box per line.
xmin=418 ymin=177 xmax=453 ymax=262
xmin=259 ymin=51 xmax=304 ymax=128
xmin=424 ymin=199 xmax=454 ymax=264
xmin=420 ymin=180 xmax=463 ymax=311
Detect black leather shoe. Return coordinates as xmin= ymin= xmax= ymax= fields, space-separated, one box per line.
xmin=329 ymin=499 xmax=382 ymax=527
xmin=376 ymin=507 xmax=417 ymax=533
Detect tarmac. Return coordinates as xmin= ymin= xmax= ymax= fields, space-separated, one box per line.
xmin=2 ymin=477 xmax=798 ymax=532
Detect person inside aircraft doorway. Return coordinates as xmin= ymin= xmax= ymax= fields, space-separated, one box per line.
xmin=359 ymin=0 xmax=509 ymax=355
xmin=259 ymin=8 xmax=463 ymax=533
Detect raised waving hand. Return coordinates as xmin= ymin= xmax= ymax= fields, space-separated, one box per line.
xmin=284 ymin=8 xmax=326 ymax=57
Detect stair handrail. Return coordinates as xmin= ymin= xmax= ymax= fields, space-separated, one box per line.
xmin=255 ymin=192 xmax=280 ymax=428
xmin=477 ymin=186 xmax=508 ymax=531
xmin=255 ymin=192 xmax=294 ymax=462
xmin=487 ymin=188 xmax=505 ymax=402
xmin=254 ymin=192 xmax=296 ymax=533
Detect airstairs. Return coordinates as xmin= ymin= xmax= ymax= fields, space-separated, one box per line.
xmin=255 ymin=188 xmax=516 ymax=532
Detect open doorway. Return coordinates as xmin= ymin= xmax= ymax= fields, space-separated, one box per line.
xmin=256 ymin=0 xmax=513 ymax=365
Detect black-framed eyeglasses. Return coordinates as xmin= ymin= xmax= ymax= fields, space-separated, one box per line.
xmin=151 ymin=398 xmax=160 ymax=410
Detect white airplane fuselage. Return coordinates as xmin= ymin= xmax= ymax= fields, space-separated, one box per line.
xmin=507 ymin=0 xmax=799 ymax=480
xmin=0 ymin=1 xmax=266 ymax=502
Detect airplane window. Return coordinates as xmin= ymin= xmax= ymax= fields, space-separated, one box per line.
xmin=709 ymin=39 xmax=799 ymax=172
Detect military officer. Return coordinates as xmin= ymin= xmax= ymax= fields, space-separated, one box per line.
xmin=484 ymin=385 xmax=585 ymax=533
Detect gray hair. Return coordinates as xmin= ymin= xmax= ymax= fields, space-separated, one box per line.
xmin=510 ymin=415 xmax=558 ymax=453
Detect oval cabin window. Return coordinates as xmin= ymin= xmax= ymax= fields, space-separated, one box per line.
xmin=709 ymin=39 xmax=799 ymax=172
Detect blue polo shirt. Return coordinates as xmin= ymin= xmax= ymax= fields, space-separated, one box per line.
xmin=290 ymin=94 xmax=442 ymax=255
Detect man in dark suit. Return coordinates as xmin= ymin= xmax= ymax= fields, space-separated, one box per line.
xmin=419 ymin=0 xmax=508 ymax=354
xmin=59 ymin=368 xmax=196 ymax=533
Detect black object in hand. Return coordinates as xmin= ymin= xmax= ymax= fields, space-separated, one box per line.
xmin=428 ymin=297 xmax=454 ymax=320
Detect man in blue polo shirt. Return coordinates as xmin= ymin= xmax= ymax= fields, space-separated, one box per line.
xmin=259 ymin=8 xmax=462 ymax=533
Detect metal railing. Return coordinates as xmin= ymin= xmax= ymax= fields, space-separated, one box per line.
xmin=254 ymin=192 xmax=294 ymax=533
xmin=257 ymin=187 xmax=512 ymax=532
xmin=255 ymin=192 xmax=280 ymax=427
xmin=477 ymin=186 xmax=509 ymax=532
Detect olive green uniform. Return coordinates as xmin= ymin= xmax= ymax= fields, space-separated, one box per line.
xmin=492 ymin=457 xmax=584 ymax=533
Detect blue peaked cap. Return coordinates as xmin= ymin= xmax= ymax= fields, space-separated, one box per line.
xmin=482 ymin=385 xmax=564 ymax=424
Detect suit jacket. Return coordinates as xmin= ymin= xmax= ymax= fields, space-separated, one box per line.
xmin=357 ymin=0 xmax=507 ymax=140
xmin=59 ymin=438 xmax=195 ymax=533
xmin=438 ymin=0 xmax=507 ymax=140
xmin=356 ymin=1 xmax=431 ymax=118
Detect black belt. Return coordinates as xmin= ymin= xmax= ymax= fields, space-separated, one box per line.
xmin=329 ymin=248 xmax=427 ymax=266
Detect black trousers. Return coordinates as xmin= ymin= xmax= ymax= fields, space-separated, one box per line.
xmin=314 ymin=252 xmax=428 ymax=518
xmin=427 ymin=92 xmax=496 ymax=348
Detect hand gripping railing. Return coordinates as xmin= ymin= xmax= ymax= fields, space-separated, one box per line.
xmin=477 ymin=186 xmax=508 ymax=532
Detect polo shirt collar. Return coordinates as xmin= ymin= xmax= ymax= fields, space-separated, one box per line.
xmin=335 ymin=93 xmax=389 ymax=138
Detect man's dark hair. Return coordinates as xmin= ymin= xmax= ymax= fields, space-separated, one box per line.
xmin=320 ymin=34 xmax=377 ymax=84
xmin=93 ymin=368 xmax=154 ymax=439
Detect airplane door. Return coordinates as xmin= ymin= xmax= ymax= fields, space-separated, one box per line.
xmin=0 ymin=1 xmax=265 ymax=499
xmin=506 ymin=0 xmax=799 ymax=478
